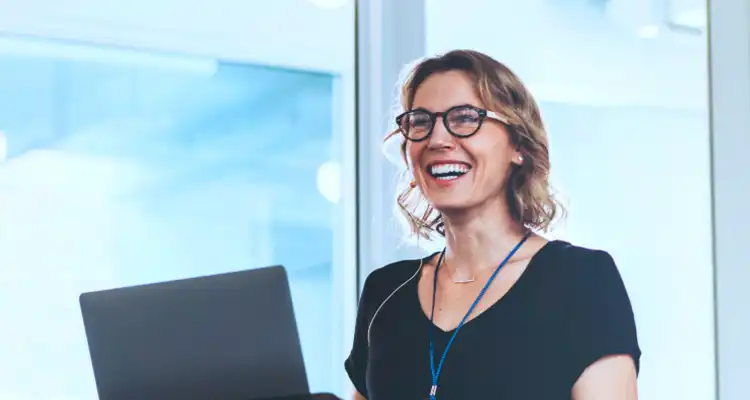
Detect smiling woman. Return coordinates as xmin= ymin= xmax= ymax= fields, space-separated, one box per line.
xmin=388 ymin=54 xmax=560 ymax=243
xmin=346 ymin=50 xmax=640 ymax=400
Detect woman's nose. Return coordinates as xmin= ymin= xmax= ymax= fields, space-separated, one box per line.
xmin=427 ymin=117 xmax=455 ymax=149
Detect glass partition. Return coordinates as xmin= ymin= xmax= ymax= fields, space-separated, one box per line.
xmin=0 ymin=31 xmax=354 ymax=399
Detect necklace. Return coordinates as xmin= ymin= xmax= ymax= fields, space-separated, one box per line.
xmin=427 ymin=231 xmax=532 ymax=400
xmin=443 ymin=258 xmax=476 ymax=284
xmin=449 ymin=266 xmax=475 ymax=284
xmin=451 ymin=275 xmax=475 ymax=284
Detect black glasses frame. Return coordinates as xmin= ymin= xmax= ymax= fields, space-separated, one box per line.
xmin=395 ymin=104 xmax=507 ymax=142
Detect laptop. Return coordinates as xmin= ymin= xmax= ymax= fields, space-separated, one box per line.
xmin=79 ymin=265 xmax=312 ymax=400
xmin=257 ymin=396 xmax=340 ymax=400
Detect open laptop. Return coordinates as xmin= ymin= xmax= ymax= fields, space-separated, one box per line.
xmin=79 ymin=265 xmax=315 ymax=400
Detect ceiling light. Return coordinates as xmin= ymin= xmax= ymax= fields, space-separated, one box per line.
xmin=637 ymin=25 xmax=660 ymax=38
xmin=307 ymin=0 xmax=350 ymax=9
xmin=316 ymin=160 xmax=341 ymax=204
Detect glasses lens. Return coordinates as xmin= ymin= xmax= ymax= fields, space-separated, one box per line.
xmin=446 ymin=106 xmax=482 ymax=136
xmin=400 ymin=111 xmax=433 ymax=140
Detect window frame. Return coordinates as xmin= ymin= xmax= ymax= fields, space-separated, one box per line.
xmin=708 ymin=0 xmax=750 ymax=398
xmin=355 ymin=0 xmax=427 ymax=291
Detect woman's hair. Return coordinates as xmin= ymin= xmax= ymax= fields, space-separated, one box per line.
xmin=386 ymin=49 xmax=565 ymax=241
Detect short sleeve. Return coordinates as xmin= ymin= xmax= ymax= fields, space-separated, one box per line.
xmin=344 ymin=273 xmax=376 ymax=398
xmin=563 ymin=249 xmax=641 ymax=383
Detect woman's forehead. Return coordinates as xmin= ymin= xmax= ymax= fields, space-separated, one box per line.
xmin=411 ymin=71 xmax=484 ymax=111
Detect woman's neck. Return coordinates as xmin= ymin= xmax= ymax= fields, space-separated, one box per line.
xmin=441 ymin=201 xmax=529 ymax=277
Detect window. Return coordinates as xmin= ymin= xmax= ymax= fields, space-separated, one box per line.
xmin=0 ymin=2 xmax=355 ymax=396
xmin=359 ymin=0 xmax=712 ymax=398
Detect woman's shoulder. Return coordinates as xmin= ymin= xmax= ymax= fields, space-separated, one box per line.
xmin=539 ymin=241 xmax=641 ymax=378
xmin=363 ymin=256 xmax=425 ymax=289
xmin=543 ymin=240 xmax=620 ymax=277
xmin=359 ymin=255 xmax=430 ymax=304
xmin=541 ymin=240 xmax=631 ymax=301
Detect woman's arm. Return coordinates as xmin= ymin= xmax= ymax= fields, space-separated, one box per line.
xmin=572 ymin=354 xmax=638 ymax=400
xmin=353 ymin=390 xmax=366 ymax=400
xmin=563 ymin=249 xmax=641 ymax=400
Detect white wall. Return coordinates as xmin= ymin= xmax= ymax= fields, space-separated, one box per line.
xmin=0 ymin=0 xmax=354 ymax=73
xmin=1 ymin=0 xmax=704 ymax=110
xmin=426 ymin=0 xmax=707 ymax=110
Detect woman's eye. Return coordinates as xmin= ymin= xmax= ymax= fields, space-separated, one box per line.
xmin=411 ymin=117 xmax=431 ymax=128
xmin=452 ymin=113 xmax=478 ymax=123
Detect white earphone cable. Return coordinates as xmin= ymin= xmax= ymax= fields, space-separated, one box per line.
xmin=366 ymin=258 xmax=424 ymax=345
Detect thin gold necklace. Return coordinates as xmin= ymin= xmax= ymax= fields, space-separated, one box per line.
xmin=445 ymin=259 xmax=476 ymax=284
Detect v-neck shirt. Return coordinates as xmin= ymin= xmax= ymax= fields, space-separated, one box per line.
xmin=345 ymin=240 xmax=641 ymax=399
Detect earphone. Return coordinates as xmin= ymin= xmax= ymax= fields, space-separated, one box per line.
xmin=366 ymin=258 xmax=424 ymax=345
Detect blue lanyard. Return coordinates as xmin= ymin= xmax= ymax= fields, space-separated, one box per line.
xmin=428 ymin=232 xmax=531 ymax=400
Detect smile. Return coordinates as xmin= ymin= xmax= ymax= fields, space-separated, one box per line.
xmin=428 ymin=163 xmax=472 ymax=181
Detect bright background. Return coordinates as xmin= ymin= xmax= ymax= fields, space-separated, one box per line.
xmin=0 ymin=0 xmax=720 ymax=399
xmin=427 ymin=3 xmax=714 ymax=399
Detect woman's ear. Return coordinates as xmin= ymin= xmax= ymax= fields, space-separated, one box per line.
xmin=511 ymin=152 xmax=524 ymax=166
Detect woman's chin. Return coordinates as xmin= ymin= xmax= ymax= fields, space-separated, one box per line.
xmin=428 ymin=197 xmax=474 ymax=213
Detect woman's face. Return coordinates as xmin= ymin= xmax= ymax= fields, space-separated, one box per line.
xmin=406 ymin=70 xmax=521 ymax=213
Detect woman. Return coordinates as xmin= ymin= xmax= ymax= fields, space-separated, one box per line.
xmin=345 ymin=50 xmax=640 ymax=399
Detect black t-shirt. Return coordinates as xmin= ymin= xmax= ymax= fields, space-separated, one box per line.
xmin=345 ymin=240 xmax=641 ymax=399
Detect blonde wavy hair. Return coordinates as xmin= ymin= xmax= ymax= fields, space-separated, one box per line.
xmin=386 ymin=49 xmax=565 ymax=241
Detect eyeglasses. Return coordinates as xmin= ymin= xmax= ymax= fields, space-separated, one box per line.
xmin=395 ymin=104 xmax=508 ymax=142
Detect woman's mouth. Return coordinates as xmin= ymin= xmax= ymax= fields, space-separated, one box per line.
xmin=427 ymin=162 xmax=472 ymax=182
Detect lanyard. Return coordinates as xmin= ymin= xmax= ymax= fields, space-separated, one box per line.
xmin=428 ymin=232 xmax=531 ymax=400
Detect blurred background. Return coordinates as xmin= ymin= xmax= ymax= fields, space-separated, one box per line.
xmin=0 ymin=0 xmax=746 ymax=399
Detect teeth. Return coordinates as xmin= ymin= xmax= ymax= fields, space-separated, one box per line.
xmin=430 ymin=163 xmax=470 ymax=176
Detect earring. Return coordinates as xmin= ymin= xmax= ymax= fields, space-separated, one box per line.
xmin=409 ymin=180 xmax=417 ymax=188
xmin=517 ymin=155 xmax=524 ymax=163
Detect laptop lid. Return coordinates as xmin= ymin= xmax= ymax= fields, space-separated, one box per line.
xmin=79 ymin=265 xmax=309 ymax=400
xmin=256 ymin=394 xmax=340 ymax=400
